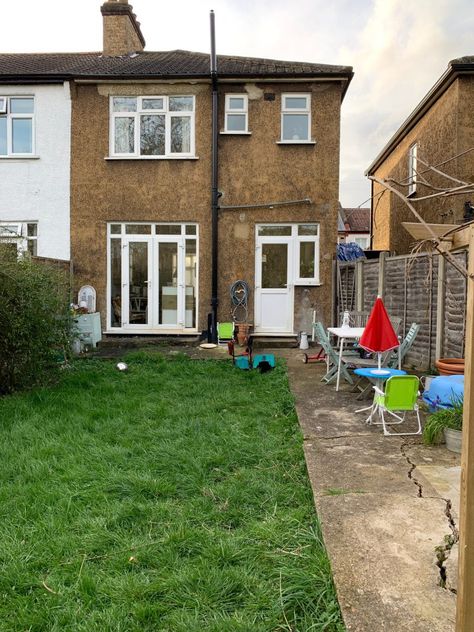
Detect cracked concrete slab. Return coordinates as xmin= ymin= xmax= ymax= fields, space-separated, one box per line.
xmin=317 ymin=493 xmax=456 ymax=632
xmin=277 ymin=349 xmax=459 ymax=631
xmin=305 ymin=435 xmax=421 ymax=497
xmin=416 ymin=465 xmax=461 ymax=520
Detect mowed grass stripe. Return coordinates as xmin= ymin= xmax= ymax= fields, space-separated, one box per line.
xmin=0 ymin=352 xmax=343 ymax=631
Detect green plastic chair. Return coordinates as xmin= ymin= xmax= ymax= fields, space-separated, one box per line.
xmin=373 ymin=375 xmax=422 ymax=436
xmin=217 ymin=322 xmax=234 ymax=344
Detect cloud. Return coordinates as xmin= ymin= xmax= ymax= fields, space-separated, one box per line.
xmin=338 ymin=0 xmax=474 ymax=206
xmin=1 ymin=0 xmax=473 ymax=207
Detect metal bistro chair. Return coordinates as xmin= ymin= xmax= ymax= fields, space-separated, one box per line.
xmin=313 ymin=322 xmax=354 ymax=386
xmin=373 ymin=375 xmax=422 ymax=436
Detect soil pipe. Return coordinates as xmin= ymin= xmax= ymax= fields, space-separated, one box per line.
xmin=210 ymin=10 xmax=219 ymax=342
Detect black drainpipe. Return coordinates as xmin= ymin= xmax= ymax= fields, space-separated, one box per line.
xmin=209 ymin=10 xmax=219 ymax=342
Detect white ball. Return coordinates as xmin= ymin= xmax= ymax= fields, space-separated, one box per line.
xmin=116 ymin=362 xmax=128 ymax=371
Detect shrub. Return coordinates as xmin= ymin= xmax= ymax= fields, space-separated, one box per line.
xmin=0 ymin=252 xmax=73 ymax=394
xmin=422 ymin=398 xmax=463 ymax=445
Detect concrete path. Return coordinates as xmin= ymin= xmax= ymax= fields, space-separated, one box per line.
xmin=283 ymin=350 xmax=460 ymax=632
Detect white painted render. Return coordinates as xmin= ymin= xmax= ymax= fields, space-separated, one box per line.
xmin=0 ymin=83 xmax=71 ymax=260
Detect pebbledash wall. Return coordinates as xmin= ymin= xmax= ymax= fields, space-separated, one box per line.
xmin=369 ymin=69 xmax=474 ymax=255
xmin=70 ymin=80 xmax=344 ymax=333
xmin=0 ymin=83 xmax=71 ymax=260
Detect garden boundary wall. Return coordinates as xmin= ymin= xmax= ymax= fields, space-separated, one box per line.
xmin=334 ymin=250 xmax=468 ymax=371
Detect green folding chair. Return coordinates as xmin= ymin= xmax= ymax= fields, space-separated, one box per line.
xmin=217 ymin=322 xmax=234 ymax=345
xmin=373 ymin=375 xmax=422 ymax=436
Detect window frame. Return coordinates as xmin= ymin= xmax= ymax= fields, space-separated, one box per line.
xmin=0 ymin=221 xmax=38 ymax=256
xmin=0 ymin=96 xmax=35 ymax=157
xmin=280 ymin=93 xmax=311 ymax=143
xmin=294 ymin=224 xmax=320 ymax=285
xmin=256 ymin=223 xmax=320 ymax=286
xmin=109 ymin=95 xmax=196 ymax=159
xmin=106 ymin=222 xmax=199 ymax=333
xmin=223 ymin=94 xmax=249 ymax=134
xmin=408 ymin=142 xmax=418 ymax=196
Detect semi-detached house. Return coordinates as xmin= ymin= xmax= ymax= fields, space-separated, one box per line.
xmin=0 ymin=0 xmax=353 ymax=337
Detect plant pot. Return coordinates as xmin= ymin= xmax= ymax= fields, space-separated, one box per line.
xmin=435 ymin=358 xmax=464 ymax=376
xmin=236 ymin=323 xmax=252 ymax=347
xmin=444 ymin=427 xmax=462 ymax=453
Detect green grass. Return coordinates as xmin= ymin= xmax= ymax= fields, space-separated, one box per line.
xmin=0 ymin=352 xmax=343 ymax=631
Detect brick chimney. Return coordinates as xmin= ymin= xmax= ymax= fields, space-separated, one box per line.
xmin=101 ymin=0 xmax=145 ymax=56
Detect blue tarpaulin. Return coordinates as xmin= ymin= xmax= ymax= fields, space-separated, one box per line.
xmin=337 ymin=242 xmax=366 ymax=261
xmin=422 ymin=375 xmax=464 ymax=412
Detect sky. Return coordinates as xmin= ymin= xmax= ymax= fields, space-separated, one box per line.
xmin=2 ymin=0 xmax=474 ymax=208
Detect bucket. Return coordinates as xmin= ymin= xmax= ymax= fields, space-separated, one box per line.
xmin=444 ymin=428 xmax=462 ymax=454
xmin=299 ymin=332 xmax=309 ymax=350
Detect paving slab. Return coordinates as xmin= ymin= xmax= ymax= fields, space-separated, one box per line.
xmin=317 ymin=493 xmax=456 ymax=632
xmin=279 ymin=348 xmax=459 ymax=632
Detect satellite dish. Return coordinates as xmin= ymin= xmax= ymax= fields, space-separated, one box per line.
xmin=78 ymin=285 xmax=96 ymax=313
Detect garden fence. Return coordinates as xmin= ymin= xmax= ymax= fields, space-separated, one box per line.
xmin=334 ymin=250 xmax=468 ymax=371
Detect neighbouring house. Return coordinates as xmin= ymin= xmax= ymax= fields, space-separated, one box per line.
xmin=366 ymin=56 xmax=474 ymax=255
xmin=338 ymin=206 xmax=370 ymax=249
xmin=1 ymin=0 xmax=353 ymax=337
xmin=0 ymin=79 xmax=71 ymax=259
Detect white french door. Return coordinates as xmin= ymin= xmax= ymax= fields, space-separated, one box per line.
xmin=121 ymin=236 xmax=185 ymax=330
xmin=255 ymin=236 xmax=294 ymax=333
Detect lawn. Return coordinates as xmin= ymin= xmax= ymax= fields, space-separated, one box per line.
xmin=0 ymin=352 xmax=343 ymax=631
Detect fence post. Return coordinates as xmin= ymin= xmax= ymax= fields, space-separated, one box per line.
xmin=378 ymin=251 xmax=387 ymax=298
xmin=356 ymin=260 xmax=364 ymax=311
xmin=435 ymin=254 xmax=446 ymax=361
xmin=456 ymin=225 xmax=474 ymax=630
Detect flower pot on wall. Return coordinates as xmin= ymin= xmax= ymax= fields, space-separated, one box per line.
xmin=444 ymin=428 xmax=462 ymax=453
xmin=435 ymin=358 xmax=465 ymax=376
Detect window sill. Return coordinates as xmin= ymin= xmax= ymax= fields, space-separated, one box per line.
xmin=105 ymin=155 xmax=199 ymax=161
xmin=294 ymin=281 xmax=321 ymax=287
xmin=276 ymin=140 xmax=316 ymax=145
xmin=0 ymin=155 xmax=40 ymax=160
xmin=219 ymin=131 xmax=252 ymax=135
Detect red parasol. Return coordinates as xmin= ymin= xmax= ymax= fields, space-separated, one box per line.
xmin=359 ymin=296 xmax=399 ymax=372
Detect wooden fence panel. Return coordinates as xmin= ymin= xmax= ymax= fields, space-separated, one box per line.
xmin=444 ymin=252 xmax=468 ymax=359
xmin=335 ymin=249 xmax=467 ymax=371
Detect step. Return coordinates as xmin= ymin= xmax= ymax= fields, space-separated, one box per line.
xmin=98 ymin=335 xmax=201 ymax=349
xmin=251 ymin=336 xmax=299 ymax=349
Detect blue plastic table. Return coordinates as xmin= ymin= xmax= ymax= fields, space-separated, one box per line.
xmin=354 ymin=368 xmax=407 ymax=424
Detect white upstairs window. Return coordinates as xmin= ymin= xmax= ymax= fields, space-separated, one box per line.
xmin=224 ymin=94 xmax=248 ymax=133
xmin=0 ymin=97 xmax=35 ymax=156
xmin=408 ymin=143 xmax=418 ymax=196
xmin=281 ymin=94 xmax=311 ymax=142
xmin=110 ymin=96 xmax=195 ymax=158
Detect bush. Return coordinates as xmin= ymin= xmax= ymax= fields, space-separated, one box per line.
xmin=0 ymin=252 xmax=73 ymax=394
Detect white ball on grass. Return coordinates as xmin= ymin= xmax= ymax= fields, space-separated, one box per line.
xmin=116 ymin=362 xmax=128 ymax=371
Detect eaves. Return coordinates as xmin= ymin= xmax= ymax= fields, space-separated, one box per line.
xmin=0 ymin=71 xmax=353 ymax=99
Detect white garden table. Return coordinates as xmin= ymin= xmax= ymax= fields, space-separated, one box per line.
xmin=327 ymin=326 xmax=365 ymax=392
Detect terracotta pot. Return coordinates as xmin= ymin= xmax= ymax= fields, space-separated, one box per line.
xmin=435 ymin=358 xmax=465 ymax=376
xmin=236 ymin=323 xmax=252 ymax=347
